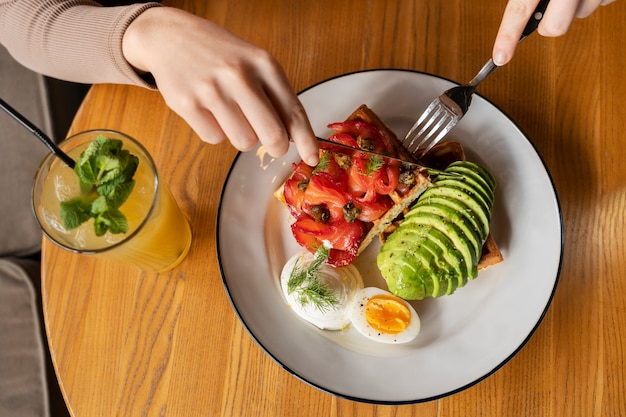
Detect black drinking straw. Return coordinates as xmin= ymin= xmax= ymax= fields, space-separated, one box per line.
xmin=0 ymin=97 xmax=76 ymax=169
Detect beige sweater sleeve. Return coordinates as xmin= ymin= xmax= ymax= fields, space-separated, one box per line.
xmin=0 ymin=0 xmax=162 ymax=88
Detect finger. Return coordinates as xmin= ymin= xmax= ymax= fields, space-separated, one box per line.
xmin=576 ymin=0 xmax=609 ymax=18
xmin=209 ymin=99 xmax=260 ymax=152
xmin=492 ymin=0 xmax=541 ymax=66
xmin=281 ymin=100 xmax=319 ymax=167
xmin=231 ymin=76 xmax=292 ymax=158
xmin=192 ymin=75 xmax=262 ymax=152
xmin=537 ymin=0 xmax=577 ymax=37
xmin=178 ymin=103 xmax=228 ymax=145
xmin=258 ymin=60 xmax=319 ymax=166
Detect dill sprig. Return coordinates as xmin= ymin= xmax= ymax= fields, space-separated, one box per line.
xmin=287 ymin=246 xmax=339 ymax=313
xmin=366 ymin=155 xmax=384 ymax=175
xmin=311 ymin=151 xmax=331 ymax=174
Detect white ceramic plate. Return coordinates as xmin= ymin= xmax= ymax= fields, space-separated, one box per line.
xmin=216 ymin=70 xmax=562 ymax=404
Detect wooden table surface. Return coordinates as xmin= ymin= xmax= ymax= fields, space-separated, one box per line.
xmin=42 ymin=0 xmax=626 ymax=416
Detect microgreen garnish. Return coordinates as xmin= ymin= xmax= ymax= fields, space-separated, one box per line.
xmin=365 ymin=155 xmax=384 ymax=175
xmin=312 ymin=151 xmax=331 ymax=174
xmin=59 ymin=136 xmax=138 ymax=236
xmin=287 ymin=246 xmax=339 ymax=312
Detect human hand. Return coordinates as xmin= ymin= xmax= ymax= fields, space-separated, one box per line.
xmin=492 ymin=0 xmax=617 ymax=66
xmin=122 ymin=7 xmax=319 ymax=165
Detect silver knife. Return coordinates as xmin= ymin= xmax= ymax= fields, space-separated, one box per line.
xmin=315 ymin=136 xmax=424 ymax=170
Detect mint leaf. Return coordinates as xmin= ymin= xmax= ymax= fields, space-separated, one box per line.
xmin=75 ymin=136 xmax=126 ymax=186
xmin=75 ymin=136 xmax=110 ymax=185
xmin=76 ymin=158 xmax=97 ymax=186
xmin=96 ymin=153 xmax=138 ymax=201
xmin=90 ymin=195 xmax=109 ymax=214
xmin=100 ymin=136 xmax=123 ymax=153
xmin=95 ymin=154 xmax=122 ymax=184
xmin=120 ymin=152 xmax=139 ymax=182
xmin=60 ymin=198 xmax=93 ymax=230
xmin=104 ymin=209 xmax=128 ymax=234
xmin=60 ymin=136 xmax=139 ymax=235
xmin=94 ymin=208 xmax=128 ymax=236
xmin=108 ymin=181 xmax=136 ymax=209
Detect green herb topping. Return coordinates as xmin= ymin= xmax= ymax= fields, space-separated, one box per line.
xmin=59 ymin=135 xmax=139 ymax=236
xmin=366 ymin=155 xmax=384 ymax=175
xmin=287 ymin=246 xmax=339 ymax=312
xmin=312 ymin=151 xmax=331 ymax=174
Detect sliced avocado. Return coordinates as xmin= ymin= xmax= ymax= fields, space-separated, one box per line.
xmin=445 ymin=164 xmax=494 ymax=189
xmin=386 ymin=228 xmax=440 ymax=297
xmin=378 ymin=244 xmax=454 ymax=299
xmin=417 ymin=186 xmax=490 ymax=237
xmin=432 ymin=179 xmax=492 ymax=213
xmin=399 ymin=212 xmax=478 ymax=279
xmin=415 ymin=233 xmax=462 ymax=296
xmin=377 ymin=250 xmax=426 ymax=300
xmin=386 ymin=225 xmax=460 ymax=297
xmin=382 ymin=221 xmax=430 ymax=247
xmin=382 ymin=224 xmax=463 ymax=282
xmin=414 ymin=195 xmax=485 ymax=243
xmin=444 ymin=165 xmax=495 ymax=202
xmin=449 ymin=161 xmax=496 ymax=190
xmin=426 ymin=228 xmax=467 ymax=290
xmin=406 ymin=203 xmax=482 ymax=260
xmin=408 ymin=241 xmax=440 ymax=297
xmin=378 ymin=160 xmax=495 ymax=300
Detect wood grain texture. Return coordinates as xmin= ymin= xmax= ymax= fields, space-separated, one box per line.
xmin=41 ymin=0 xmax=626 ymax=416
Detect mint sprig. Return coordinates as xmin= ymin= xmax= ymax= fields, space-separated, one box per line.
xmin=59 ymin=136 xmax=139 ymax=236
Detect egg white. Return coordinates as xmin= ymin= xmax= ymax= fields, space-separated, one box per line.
xmin=349 ymin=287 xmax=421 ymax=344
xmin=280 ymin=251 xmax=364 ymax=330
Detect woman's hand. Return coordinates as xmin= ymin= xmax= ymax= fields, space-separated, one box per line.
xmin=122 ymin=7 xmax=319 ymax=165
xmin=492 ymin=0 xmax=617 ymax=66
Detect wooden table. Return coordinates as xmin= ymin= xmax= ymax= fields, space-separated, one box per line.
xmin=42 ymin=0 xmax=626 ymax=416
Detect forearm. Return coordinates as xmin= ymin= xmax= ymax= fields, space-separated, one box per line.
xmin=0 ymin=0 xmax=161 ymax=87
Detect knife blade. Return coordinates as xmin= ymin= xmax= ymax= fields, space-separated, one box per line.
xmin=315 ymin=137 xmax=424 ymax=170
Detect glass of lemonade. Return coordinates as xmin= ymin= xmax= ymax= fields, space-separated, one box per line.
xmin=32 ymin=130 xmax=192 ymax=273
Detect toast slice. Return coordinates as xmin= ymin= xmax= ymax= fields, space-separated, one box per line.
xmin=346 ymin=104 xmax=416 ymax=162
xmin=275 ymin=104 xmax=432 ymax=265
xmin=337 ymin=105 xmax=431 ymax=253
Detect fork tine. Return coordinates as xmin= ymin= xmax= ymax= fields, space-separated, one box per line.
xmin=409 ymin=111 xmax=458 ymax=157
xmin=417 ymin=115 xmax=458 ymax=156
xmin=402 ymin=100 xmax=445 ymax=153
xmin=413 ymin=108 xmax=450 ymax=149
xmin=415 ymin=109 xmax=456 ymax=147
xmin=402 ymin=95 xmax=462 ymax=156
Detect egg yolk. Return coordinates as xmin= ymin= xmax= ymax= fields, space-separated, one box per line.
xmin=364 ymin=294 xmax=411 ymax=334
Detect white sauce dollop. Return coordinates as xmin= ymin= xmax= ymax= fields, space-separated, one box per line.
xmin=280 ymin=251 xmax=364 ymax=330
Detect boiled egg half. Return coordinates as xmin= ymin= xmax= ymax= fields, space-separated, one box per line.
xmin=349 ymin=287 xmax=420 ymax=344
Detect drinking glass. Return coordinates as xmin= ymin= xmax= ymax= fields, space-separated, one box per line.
xmin=32 ymin=130 xmax=192 ymax=273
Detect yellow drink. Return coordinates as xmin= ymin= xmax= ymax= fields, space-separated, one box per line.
xmin=33 ymin=130 xmax=191 ymax=273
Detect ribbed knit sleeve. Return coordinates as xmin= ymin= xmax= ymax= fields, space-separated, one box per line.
xmin=0 ymin=0 xmax=162 ymax=88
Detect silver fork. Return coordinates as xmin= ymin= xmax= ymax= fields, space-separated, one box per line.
xmin=402 ymin=0 xmax=550 ymax=157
